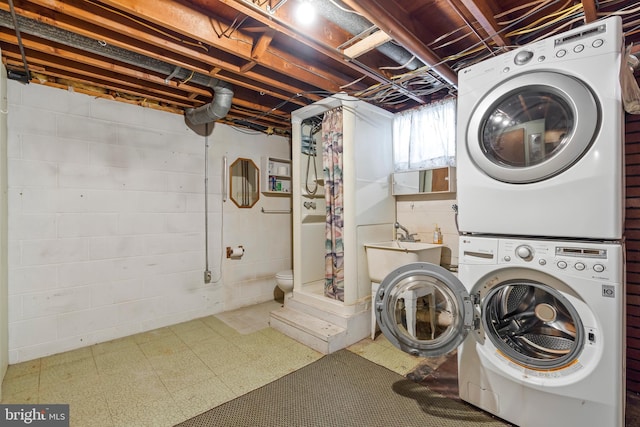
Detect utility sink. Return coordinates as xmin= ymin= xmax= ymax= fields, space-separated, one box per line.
xmin=364 ymin=241 xmax=443 ymax=283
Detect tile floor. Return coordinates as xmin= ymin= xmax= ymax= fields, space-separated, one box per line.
xmin=0 ymin=301 xmax=424 ymax=427
xmin=3 ymin=300 xmax=637 ymax=426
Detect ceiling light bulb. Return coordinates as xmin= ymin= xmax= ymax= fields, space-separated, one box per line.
xmin=296 ymin=2 xmax=316 ymax=25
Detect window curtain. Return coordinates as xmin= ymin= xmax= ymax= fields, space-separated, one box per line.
xmin=322 ymin=107 xmax=344 ymax=302
xmin=393 ymin=98 xmax=457 ymax=171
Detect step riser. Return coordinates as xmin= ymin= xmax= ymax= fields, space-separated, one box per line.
xmin=269 ymin=307 xmax=371 ymax=355
xmin=270 ymin=315 xmax=339 ymax=354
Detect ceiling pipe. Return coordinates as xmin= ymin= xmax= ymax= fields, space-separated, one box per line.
xmin=309 ymin=0 xmax=424 ymax=71
xmin=0 ymin=10 xmax=233 ymax=125
xmin=340 ymin=0 xmax=458 ymax=86
xmin=184 ymin=78 xmax=233 ymax=125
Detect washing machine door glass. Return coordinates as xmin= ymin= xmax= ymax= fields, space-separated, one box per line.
xmin=375 ymin=262 xmax=473 ymax=358
xmin=482 ymin=279 xmax=585 ymax=370
xmin=467 ymin=71 xmax=599 ymax=183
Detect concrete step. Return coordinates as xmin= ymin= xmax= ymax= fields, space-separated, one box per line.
xmin=269 ymin=306 xmax=347 ymax=354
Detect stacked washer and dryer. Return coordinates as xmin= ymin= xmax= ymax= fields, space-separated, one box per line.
xmin=375 ymin=16 xmax=626 ymax=427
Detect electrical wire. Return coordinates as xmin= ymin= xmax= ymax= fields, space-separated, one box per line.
xmin=327 ymin=0 xmax=363 ymax=16
xmin=85 ymin=0 xmax=208 ymax=51
xmin=598 ymin=2 xmax=640 ymax=16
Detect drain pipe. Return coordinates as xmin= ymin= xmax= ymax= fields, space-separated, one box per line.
xmin=184 ymin=77 xmax=233 ymax=284
xmin=204 ymin=123 xmax=212 ymax=283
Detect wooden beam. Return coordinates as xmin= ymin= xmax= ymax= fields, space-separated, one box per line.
xmin=221 ymin=0 xmax=390 ymax=87
xmin=252 ymin=29 xmax=275 ymax=61
xmin=581 ymin=0 xmax=598 ymax=23
xmin=11 ymin=0 xmax=343 ymax=97
xmin=0 ymin=27 xmax=307 ymax=110
xmin=457 ymin=0 xmax=510 ymax=48
xmin=93 ymin=0 xmax=349 ymax=91
xmin=340 ymin=0 xmax=458 ymax=86
xmin=240 ymin=29 xmax=275 ymax=74
xmin=344 ymin=30 xmax=392 ymax=58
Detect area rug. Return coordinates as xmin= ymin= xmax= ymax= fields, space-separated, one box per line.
xmin=175 ymin=349 xmax=508 ymax=427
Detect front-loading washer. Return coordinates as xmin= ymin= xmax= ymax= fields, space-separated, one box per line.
xmin=456 ymin=16 xmax=624 ymax=239
xmin=375 ymin=235 xmax=625 ymax=427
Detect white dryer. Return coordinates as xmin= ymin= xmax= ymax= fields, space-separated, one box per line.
xmin=456 ymin=16 xmax=624 ymax=239
xmin=375 ymin=235 xmax=625 ymax=427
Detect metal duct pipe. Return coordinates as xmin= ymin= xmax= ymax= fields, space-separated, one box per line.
xmin=0 ymin=10 xmax=232 ymax=123
xmin=310 ymin=0 xmax=423 ymax=70
xmin=185 ymin=78 xmax=233 ymax=125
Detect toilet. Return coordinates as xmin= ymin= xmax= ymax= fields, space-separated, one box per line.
xmin=275 ymin=270 xmax=294 ymax=295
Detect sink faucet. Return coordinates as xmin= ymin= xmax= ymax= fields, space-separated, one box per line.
xmin=394 ymin=222 xmax=419 ymax=242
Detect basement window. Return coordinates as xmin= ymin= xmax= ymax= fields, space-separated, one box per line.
xmin=393 ymin=98 xmax=456 ymax=171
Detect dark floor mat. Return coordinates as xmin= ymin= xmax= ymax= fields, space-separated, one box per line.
xmin=175 ymin=349 xmax=508 ymax=427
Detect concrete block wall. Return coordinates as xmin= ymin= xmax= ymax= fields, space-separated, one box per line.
xmin=6 ymin=82 xmax=291 ymax=363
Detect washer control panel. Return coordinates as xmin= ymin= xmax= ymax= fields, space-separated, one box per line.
xmin=488 ymin=238 xmax=623 ymax=282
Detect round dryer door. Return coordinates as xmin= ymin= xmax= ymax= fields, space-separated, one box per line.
xmin=375 ymin=262 xmax=473 ymax=358
xmin=467 ymin=71 xmax=599 ymax=183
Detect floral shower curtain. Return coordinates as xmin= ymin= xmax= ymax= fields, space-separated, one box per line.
xmin=322 ymin=107 xmax=344 ymax=301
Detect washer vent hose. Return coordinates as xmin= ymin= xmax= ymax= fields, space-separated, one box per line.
xmin=185 ymin=78 xmax=233 ymax=125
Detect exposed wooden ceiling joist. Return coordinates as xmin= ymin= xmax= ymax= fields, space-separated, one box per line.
xmin=0 ymin=0 xmax=636 ymax=135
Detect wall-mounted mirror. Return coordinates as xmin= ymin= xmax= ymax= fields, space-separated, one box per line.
xmin=230 ymin=158 xmax=259 ymax=208
xmin=392 ymin=166 xmax=456 ymax=195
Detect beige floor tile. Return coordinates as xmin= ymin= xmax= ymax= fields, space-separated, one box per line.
xmin=4 ymin=359 xmax=41 ymax=380
xmin=199 ymin=315 xmax=240 ymax=338
xmin=94 ymin=346 xmax=151 ymax=375
xmin=189 ymin=339 xmax=252 ymax=374
xmin=109 ymin=394 xmax=183 ymax=427
xmin=169 ymin=318 xmax=208 ymax=334
xmin=71 ymin=411 xmax=114 ymax=427
xmin=131 ymin=327 xmax=175 ymax=345
xmin=102 ymin=370 xmax=170 ymax=409
xmin=40 ymin=356 xmax=99 ymax=391
xmin=214 ymin=301 xmax=280 ymax=335
xmin=216 ymin=363 xmax=275 ymax=396
xmin=0 ymin=387 xmax=39 ymax=405
xmin=0 ymin=301 xmax=436 ymax=426
xmin=138 ymin=333 xmax=189 ymax=359
xmin=2 ymin=372 xmax=40 ymax=402
xmin=148 ymin=350 xmax=217 ymax=393
xmin=40 ymin=387 xmax=112 ymax=426
xmin=174 ymin=323 xmax=222 ymax=347
xmin=365 ymin=346 xmax=422 ymax=375
xmin=171 ymin=376 xmax=236 ymax=420
xmin=91 ymin=336 xmax=139 ymax=356
xmin=41 ymin=347 xmax=93 ymax=369
xmin=39 ymin=377 xmax=105 ymax=404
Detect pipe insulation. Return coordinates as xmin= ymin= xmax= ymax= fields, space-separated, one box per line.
xmin=0 ymin=10 xmax=232 ymax=123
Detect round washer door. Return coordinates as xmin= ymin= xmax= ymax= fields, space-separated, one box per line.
xmin=375 ymin=262 xmax=473 ymax=358
xmin=482 ymin=278 xmax=585 ymax=370
xmin=467 ymin=71 xmax=599 ymax=183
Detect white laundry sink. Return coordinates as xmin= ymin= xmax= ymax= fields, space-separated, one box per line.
xmin=364 ymin=241 xmax=443 ymax=283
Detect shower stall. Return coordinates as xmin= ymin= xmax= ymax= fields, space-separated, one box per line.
xmin=271 ymin=94 xmax=396 ymax=353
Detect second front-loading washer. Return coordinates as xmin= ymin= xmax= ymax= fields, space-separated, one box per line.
xmin=456 ymin=16 xmax=624 ymax=239
xmin=374 ymin=235 xmax=625 ymax=427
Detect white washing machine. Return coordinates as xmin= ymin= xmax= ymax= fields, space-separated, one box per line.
xmin=456 ymin=16 xmax=624 ymax=239
xmin=375 ymin=235 xmax=625 ymax=427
